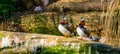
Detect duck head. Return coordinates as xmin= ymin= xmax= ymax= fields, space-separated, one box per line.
xmin=79 ymin=17 xmax=85 ymax=26
xmin=77 ymin=17 xmax=85 ymax=28
xmin=60 ymin=17 xmax=68 ymax=25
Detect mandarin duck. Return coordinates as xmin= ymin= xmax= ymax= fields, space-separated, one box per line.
xmin=58 ymin=17 xmax=75 ymax=37
xmin=76 ymin=17 xmax=102 ymax=42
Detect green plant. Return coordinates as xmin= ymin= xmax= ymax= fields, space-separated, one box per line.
xmin=0 ymin=0 xmax=16 ymax=21
xmin=41 ymin=45 xmax=78 ymax=54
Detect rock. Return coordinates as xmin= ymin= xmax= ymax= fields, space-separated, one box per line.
xmin=1 ymin=36 xmax=11 ymax=48
xmin=0 ymin=31 xmax=120 ymax=54
xmin=34 ymin=6 xmax=43 ymax=12
xmin=42 ymin=0 xmax=50 ymax=6
xmin=31 ymin=35 xmax=36 ymax=39
xmin=48 ymin=1 xmax=109 ymax=12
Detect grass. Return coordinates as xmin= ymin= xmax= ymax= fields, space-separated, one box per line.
xmin=20 ymin=13 xmax=62 ymax=36
xmin=101 ymin=0 xmax=120 ymax=47
xmin=0 ymin=11 xmax=104 ymax=37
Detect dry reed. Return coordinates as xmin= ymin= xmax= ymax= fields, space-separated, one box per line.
xmin=101 ymin=0 xmax=119 ymax=47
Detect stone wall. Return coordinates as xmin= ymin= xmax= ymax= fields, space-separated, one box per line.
xmin=48 ymin=1 xmax=109 ymax=12
xmin=15 ymin=0 xmax=110 ymax=12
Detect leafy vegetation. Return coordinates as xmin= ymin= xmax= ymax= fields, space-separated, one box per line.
xmin=0 ymin=0 xmax=16 ymax=22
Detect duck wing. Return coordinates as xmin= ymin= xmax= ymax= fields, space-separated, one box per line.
xmin=81 ymin=28 xmax=90 ymax=37
xmin=58 ymin=24 xmax=71 ymax=35
xmin=65 ymin=24 xmax=75 ymax=33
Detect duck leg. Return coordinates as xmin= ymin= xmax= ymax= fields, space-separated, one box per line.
xmin=64 ymin=34 xmax=67 ymax=37
xmin=64 ymin=34 xmax=69 ymax=38
xmin=66 ymin=35 xmax=69 ymax=38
